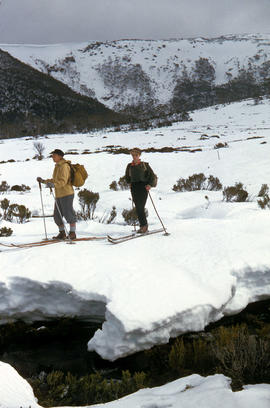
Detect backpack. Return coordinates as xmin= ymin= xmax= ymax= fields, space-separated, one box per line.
xmin=144 ymin=162 xmax=158 ymax=188
xmin=67 ymin=162 xmax=88 ymax=187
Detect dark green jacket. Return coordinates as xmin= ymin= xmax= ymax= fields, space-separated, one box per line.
xmin=125 ymin=162 xmax=157 ymax=187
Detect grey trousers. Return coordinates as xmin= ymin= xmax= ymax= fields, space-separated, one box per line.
xmin=54 ymin=194 xmax=76 ymax=226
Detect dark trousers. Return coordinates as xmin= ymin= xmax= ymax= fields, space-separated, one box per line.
xmin=131 ymin=182 xmax=148 ymax=227
xmin=54 ymin=194 xmax=76 ymax=226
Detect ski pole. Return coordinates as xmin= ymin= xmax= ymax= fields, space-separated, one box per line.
xmin=131 ymin=198 xmax=137 ymax=232
xmin=38 ymin=181 xmax=48 ymax=240
xmin=148 ymin=191 xmax=170 ymax=236
xmin=49 ymin=187 xmax=74 ymax=245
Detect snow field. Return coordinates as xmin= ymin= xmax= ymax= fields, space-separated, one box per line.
xmin=0 ymin=99 xmax=270 ymax=362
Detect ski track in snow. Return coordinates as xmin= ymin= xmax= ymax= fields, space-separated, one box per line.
xmin=0 ymin=99 xmax=270 ymax=361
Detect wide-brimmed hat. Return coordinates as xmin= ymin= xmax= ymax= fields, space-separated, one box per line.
xmin=50 ymin=149 xmax=64 ymax=157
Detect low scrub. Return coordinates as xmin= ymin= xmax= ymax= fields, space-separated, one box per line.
xmin=77 ymin=189 xmax=99 ymax=220
xmin=214 ymin=142 xmax=228 ymax=149
xmin=150 ymin=322 xmax=270 ymax=390
xmin=173 ymin=173 xmax=222 ymax=192
xmin=257 ymin=184 xmax=270 ymax=209
xmin=10 ymin=184 xmax=31 ymax=192
xmin=0 ymin=199 xmax=31 ymax=223
xmin=223 ymin=182 xmax=248 ymax=202
xmin=99 ymin=206 xmax=117 ymax=224
xmin=0 ymin=181 xmax=10 ymax=193
xmin=0 ymin=226 xmax=13 ymax=236
xmin=31 ymin=369 xmax=148 ymax=407
xmin=109 ymin=176 xmax=129 ymax=191
xmin=0 ymin=181 xmax=31 ymax=193
xmin=122 ymin=207 xmax=148 ymax=225
xmin=122 ymin=207 xmax=140 ymax=225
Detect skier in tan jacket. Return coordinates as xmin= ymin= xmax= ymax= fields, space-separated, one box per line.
xmin=37 ymin=149 xmax=77 ymax=240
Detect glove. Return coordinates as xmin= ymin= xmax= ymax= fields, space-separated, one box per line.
xmin=46 ymin=182 xmax=54 ymax=188
xmin=37 ymin=177 xmax=44 ymax=183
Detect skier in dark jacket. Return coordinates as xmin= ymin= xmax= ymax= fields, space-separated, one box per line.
xmin=125 ymin=148 xmax=157 ymax=233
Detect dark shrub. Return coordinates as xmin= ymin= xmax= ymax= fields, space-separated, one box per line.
xmin=109 ymin=180 xmax=118 ymax=191
xmin=107 ymin=206 xmax=117 ymax=224
xmin=0 ymin=226 xmax=13 ymax=237
xmin=109 ymin=176 xmax=129 ymax=191
xmin=257 ymin=184 xmax=270 ymax=209
xmin=223 ymin=182 xmax=248 ymax=202
xmin=0 ymin=181 xmax=10 ymax=193
xmin=10 ymin=184 xmax=31 ymax=192
xmin=122 ymin=207 xmax=139 ymax=225
xmin=258 ymin=184 xmax=269 ymax=197
xmin=122 ymin=207 xmax=148 ymax=225
xmin=31 ymin=369 xmax=148 ymax=407
xmin=0 ymin=198 xmax=10 ymax=220
xmin=118 ymin=176 xmax=129 ymax=190
xmin=173 ymin=173 xmax=222 ymax=192
xmin=78 ymin=189 xmax=99 ymax=220
xmin=207 ymin=175 xmax=222 ymax=191
xmin=7 ymin=204 xmax=31 ymax=223
xmin=214 ymin=142 xmax=228 ymax=149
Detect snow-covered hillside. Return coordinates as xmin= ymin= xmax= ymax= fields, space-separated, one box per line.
xmin=1 ymin=34 xmax=270 ymax=112
xmin=0 ymin=98 xmax=270 ymax=363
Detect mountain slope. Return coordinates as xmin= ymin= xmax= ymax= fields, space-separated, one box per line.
xmin=2 ymin=34 xmax=270 ymax=116
xmin=0 ymin=49 xmax=122 ymax=138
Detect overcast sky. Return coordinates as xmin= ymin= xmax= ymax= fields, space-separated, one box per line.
xmin=0 ymin=0 xmax=270 ymax=44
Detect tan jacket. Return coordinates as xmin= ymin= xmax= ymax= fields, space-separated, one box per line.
xmin=46 ymin=159 xmax=74 ymax=198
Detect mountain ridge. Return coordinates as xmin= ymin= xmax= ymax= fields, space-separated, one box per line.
xmin=0 ymin=49 xmax=123 ymax=138
xmin=1 ymin=33 xmax=270 ymax=117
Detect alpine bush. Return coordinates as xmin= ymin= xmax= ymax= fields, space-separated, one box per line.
xmin=122 ymin=207 xmax=149 ymax=225
xmin=207 ymin=175 xmax=222 ymax=191
xmin=109 ymin=180 xmax=118 ymax=191
xmin=109 ymin=176 xmax=129 ymax=191
xmin=257 ymin=184 xmax=270 ymax=209
xmin=10 ymin=184 xmax=31 ymax=192
xmin=107 ymin=206 xmax=117 ymax=224
xmin=172 ymin=173 xmax=222 ymax=192
xmin=211 ymin=324 xmax=270 ymax=388
xmin=78 ymin=189 xmax=99 ymax=220
xmin=122 ymin=207 xmax=140 ymax=225
xmin=0 ymin=181 xmax=10 ymax=193
xmin=118 ymin=176 xmax=129 ymax=190
xmin=31 ymin=369 xmax=148 ymax=406
xmin=0 ymin=226 xmax=13 ymax=237
xmin=7 ymin=204 xmax=31 ymax=223
xmin=0 ymin=198 xmax=10 ymax=220
xmin=214 ymin=142 xmax=228 ymax=149
xmin=223 ymin=182 xmax=248 ymax=202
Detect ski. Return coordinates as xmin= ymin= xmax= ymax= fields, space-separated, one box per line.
xmin=107 ymin=228 xmax=164 ymax=244
xmin=0 ymin=236 xmax=106 ymax=249
xmin=107 ymin=232 xmax=137 ymax=241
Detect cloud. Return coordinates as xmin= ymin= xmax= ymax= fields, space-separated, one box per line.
xmin=0 ymin=0 xmax=270 ymax=44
